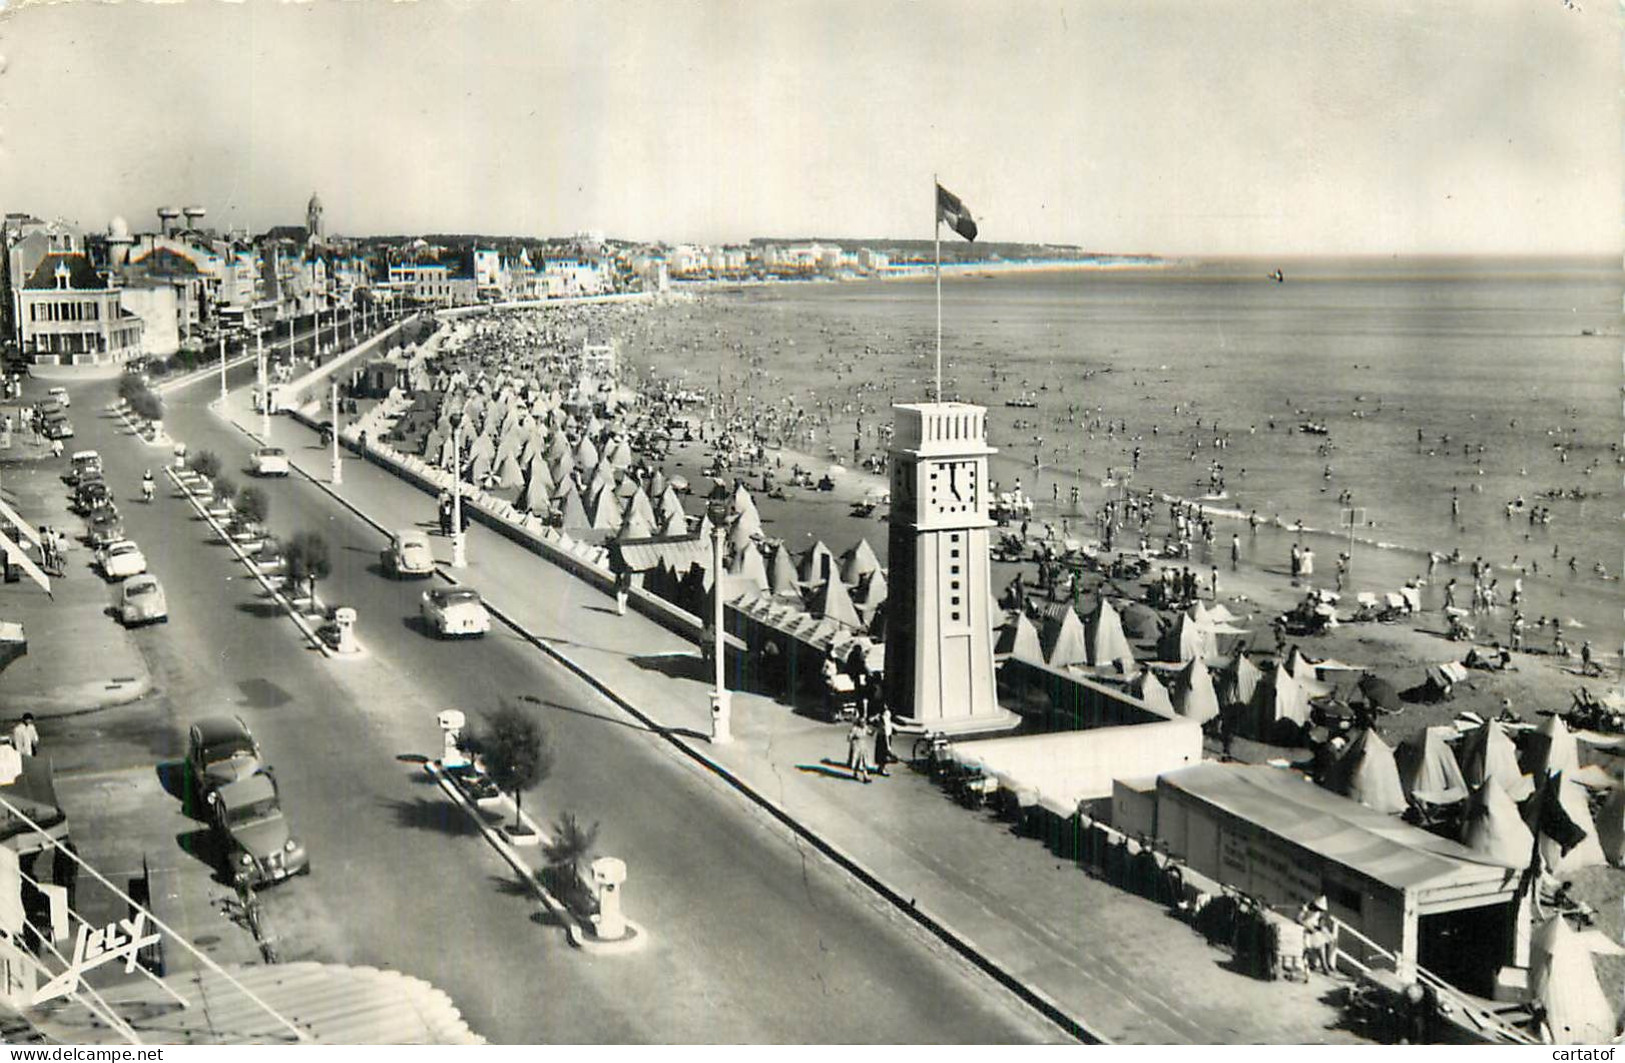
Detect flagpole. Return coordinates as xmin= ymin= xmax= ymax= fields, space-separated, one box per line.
xmin=934 ymin=174 xmax=942 ymax=403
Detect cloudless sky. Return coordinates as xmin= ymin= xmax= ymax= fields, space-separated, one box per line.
xmin=0 ymin=0 xmax=1618 ymax=255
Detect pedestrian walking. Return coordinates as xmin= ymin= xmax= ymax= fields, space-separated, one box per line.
xmin=11 ymin=713 xmax=38 ymax=758
xmin=1230 ymin=534 xmax=1241 ymax=571
xmin=847 ymin=718 xmax=872 ymax=782
xmin=872 ymin=703 xmax=894 ymax=777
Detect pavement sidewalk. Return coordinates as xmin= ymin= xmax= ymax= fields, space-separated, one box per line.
xmin=0 ymin=444 xmax=152 ymax=717
xmin=214 ymin=383 xmax=1362 ymax=1044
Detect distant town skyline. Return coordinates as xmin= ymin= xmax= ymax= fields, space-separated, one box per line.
xmin=0 ymin=0 xmax=1617 ymax=257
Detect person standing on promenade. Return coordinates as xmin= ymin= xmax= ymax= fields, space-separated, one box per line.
xmin=11 ymin=714 xmax=38 ymax=758
xmin=1231 ymin=534 xmax=1241 ymax=571
xmin=847 ymin=718 xmax=872 ymax=783
xmin=872 ymin=702 xmax=894 ymax=777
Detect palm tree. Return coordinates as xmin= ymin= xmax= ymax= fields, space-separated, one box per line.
xmin=543 ymin=812 xmax=599 ymax=900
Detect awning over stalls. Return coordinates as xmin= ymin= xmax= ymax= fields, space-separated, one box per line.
xmin=1159 ymin=762 xmax=1521 ymax=898
xmin=32 ymin=962 xmax=484 ymax=1044
xmin=949 ymin=719 xmax=1202 ymax=815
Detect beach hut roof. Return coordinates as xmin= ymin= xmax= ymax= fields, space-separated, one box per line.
xmin=1041 ymin=609 xmax=1090 ymax=669
xmin=1321 ymin=729 xmax=1408 ymax=814
xmin=1459 ymin=781 xmax=1535 ymax=869
xmin=1397 ymin=727 xmax=1470 ymax=805
xmin=995 ymin=612 xmax=1044 ymax=664
xmin=1171 ymin=657 xmax=1220 ymax=724
xmin=839 ymin=538 xmax=881 ymax=585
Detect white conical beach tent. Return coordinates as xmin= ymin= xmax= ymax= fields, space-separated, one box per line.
xmin=1220 ymin=652 xmax=1262 ymax=708
xmin=728 ymin=541 xmax=770 ymax=592
xmin=995 ymin=612 xmax=1044 ymax=664
xmin=839 ymin=539 xmax=881 ymax=586
xmin=1321 ymin=729 xmax=1408 ymax=814
xmin=810 ymin=571 xmax=863 ymax=630
xmin=616 ymin=500 xmax=655 ymax=540
xmin=660 ymin=508 xmax=688 ymax=537
xmin=1129 ymin=671 xmax=1175 ymax=716
xmin=623 ymin=487 xmax=657 ymax=530
xmin=1041 ymin=609 xmax=1090 ymax=669
xmin=800 ymin=541 xmax=834 ymax=585
xmin=1459 ymin=782 xmax=1535 ymax=869
xmin=1525 ymin=714 xmax=1580 ymax=782
xmin=557 ymin=487 xmax=590 ymax=531
xmin=1461 ymin=721 xmax=1534 ymax=802
xmin=1396 ymin=727 xmax=1469 ymax=805
xmin=494 ymin=451 xmax=524 ymax=490
xmin=854 ymin=568 xmax=888 ymax=613
xmin=1171 ymin=657 xmax=1220 ymax=724
xmin=1086 ymin=600 xmax=1135 ymax=670
xmin=768 ymin=546 xmax=801 ymax=599
xmin=585 ymin=485 xmax=622 ymax=532
xmin=657 ymin=485 xmax=685 ymax=526
xmin=1529 ymin=916 xmax=1625 ymax=1045
xmin=1160 ymin=612 xmax=1217 ymax=663
xmin=1525 ymin=774 xmax=1607 ymax=874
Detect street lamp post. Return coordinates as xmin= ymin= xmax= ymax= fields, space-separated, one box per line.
xmin=706 ymin=487 xmax=732 ymax=744
xmin=256 ymin=330 xmax=269 ymax=438
xmin=218 ymin=334 xmax=227 ymax=403
xmin=451 ymin=415 xmax=467 ymax=568
xmin=330 ymin=379 xmax=342 ymax=485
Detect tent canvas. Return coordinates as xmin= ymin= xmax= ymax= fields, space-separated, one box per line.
xmin=1525 ymin=774 xmax=1607 ymax=874
xmin=1321 ymin=729 xmax=1408 ymax=814
xmin=995 ymin=612 xmax=1044 ymax=663
xmin=1171 ymin=656 xmax=1220 ymax=724
xmin=1459 ymin=781 xmax=1534 ymax=869
xmin=1087 ymin=600 xmax=1135 ymax=670
xmin=1220 ymin=652 xmax=1261 ymax=709
xmin=1460 ymin=721 xmax=1534 ymax=802
xmin=1129 ymin=670 xmax=1175 ymax=716
xmin=1523 ymin=714 xmax=1580 ymax=782
xmin=1396 ymin=726 xmax=1469 ymax=805
xmin=1529 ymin=916 xmax=1624 ymax=1045
xmin=1041 ymin=609 xmax=1090 ymax=669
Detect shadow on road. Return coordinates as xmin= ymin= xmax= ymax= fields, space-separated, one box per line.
xmin=515 ymin=694 xmax=651 ymax=734
xmin=797 ymin=759 xmax=862 ymax=783
xmin=235 ymin=599 xmax=285 ymax=620
xmin=175 ymin=826 xmax=231 ymax=883
xmin=629 ymin=652 xmax=707 ymax=683
xmin=383 ymin=795 xmax=476 ymax=836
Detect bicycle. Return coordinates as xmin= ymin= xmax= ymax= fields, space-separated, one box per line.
xmin=909 ymin=731 xmax=950 ymax=774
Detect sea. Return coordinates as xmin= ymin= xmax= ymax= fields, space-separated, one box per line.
xmin=618 ymin=257 xmax=1623 ymax=653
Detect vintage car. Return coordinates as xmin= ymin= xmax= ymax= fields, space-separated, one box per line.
xmin=42 ymin=414 xmax=73 ymax=440
xmin=380 ymin=529 xmax=435 ymax=578
xmin=251 ymin=446 xmax=290 ymax=477
xmin=96 ymin=538 xmax=148 ymax=580
xmin=186 ymin=715 xmax=262 ymax=797
xmin=73 ymin=478 xmax=111 ymax=514
xmin=68 ymin=450 xmax=100 ymax=484
xmin=120 ymin=574 xmax=168 ymax=626
xmin=47 ymin=387 xmax=70 ymax=409
xmin=209 ymin=770 xmax=309 ymax=887
xmin=87 ymin=508 xmax=125 ymax=548
xmin=420 ymin=586 xmax=491 ymax=638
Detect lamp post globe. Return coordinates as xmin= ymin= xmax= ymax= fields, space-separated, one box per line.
xmin=706 ymin=483 xmax=732 ymax=744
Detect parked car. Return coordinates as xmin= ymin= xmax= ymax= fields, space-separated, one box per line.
xmin=186 ymin=715 xmax=262 ymax=797
xmin=420 ymin=586 xmax=491 ymax=638
xmin=42 ymin=415 xmax=74 ymax=440
xmin=68 ymin=450 xmax=100 ymax=483
xmin=73 ymin=478 xmax=111 ymax=514
xmin=251 ymin=446 xmax=290 ymax=477
xmin=96 ymin=539 xmax=147 ymax=580
xmin=46 ymin=386 xmax=70 ymax=409
xmin=120 ymin=574 xmax=168 ymax=626
xmin=209 ymin=770 xmax=309 ymax=886
xmin=87 ymin=509 xmax=124 ymax=548
xmin=380 ymin=529 xmax=435 ymax=578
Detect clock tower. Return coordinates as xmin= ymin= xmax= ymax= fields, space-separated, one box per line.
xmin=883 ymin=403 xmax=1014 ymax=732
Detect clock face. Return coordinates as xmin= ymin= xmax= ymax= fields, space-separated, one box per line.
xmin=925 ymin=459 xmax=980 ymax=517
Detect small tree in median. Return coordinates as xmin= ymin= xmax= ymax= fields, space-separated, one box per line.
xmin=543 ymin=811 xmax=599 ymax=907
xmin=465 ymin=702 xmax=554 ymax=835
xmin=192 ymin=450 xmax=222 ymax=480
xmin=235 ymin=485 xmax=269 ymax=532
xmin=129 ymin=389 xmax=164 ymax=424
xmin=285 ymin=530 xmax=331 ymax=603
xmin=213 ymin=475 xmax=237 ymax=509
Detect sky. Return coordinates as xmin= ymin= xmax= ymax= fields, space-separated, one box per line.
xmin=0 ymin=0 xmax=1618 ymax=256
